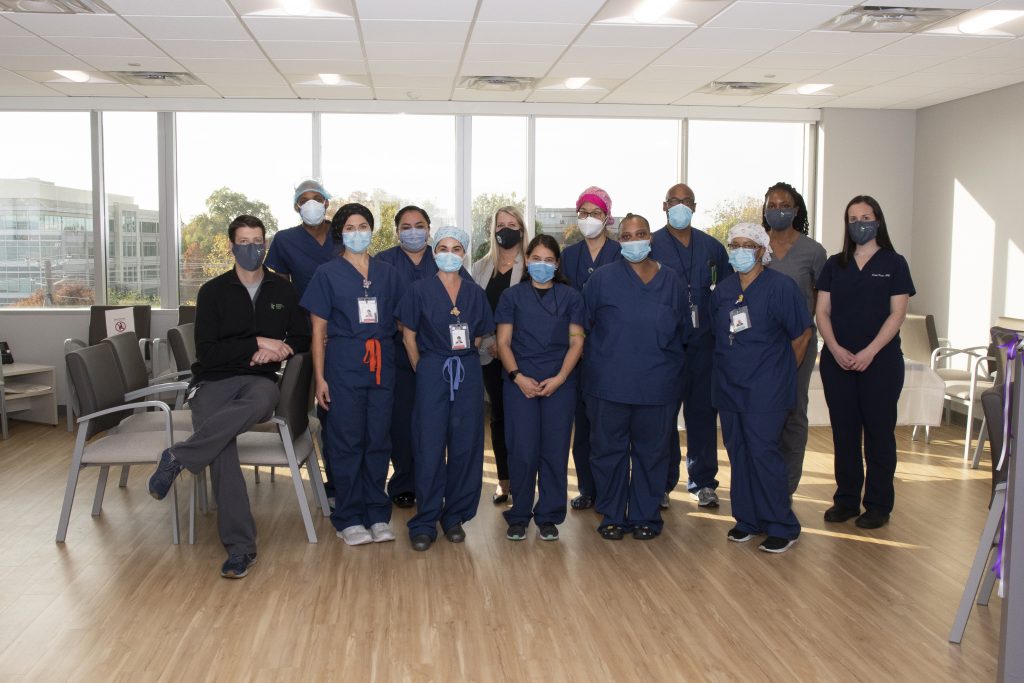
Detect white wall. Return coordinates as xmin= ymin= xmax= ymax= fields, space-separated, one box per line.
xmin=913 ymin=82 xmax=1024 ymax=348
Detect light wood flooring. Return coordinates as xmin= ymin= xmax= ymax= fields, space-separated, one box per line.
xmin=0 ymin=419 xmax=1002 ymax=682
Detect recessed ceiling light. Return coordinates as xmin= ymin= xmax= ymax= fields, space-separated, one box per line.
xmin=54 ymin=69 xmax=89 ymax=82
xmin=633 ymin=0 xmax=676 ymax=23
xmin=956 ymin=9 xmax=1024 ymax=34
xmin=796 ymin=83 xmax=831 ymax=95
xmin=821 ymin=6 xmax=964 ymax=33
xmin=0 ymin=0 xmax=113 ymax=13
xmin=281 ymin=0 xmax=311 ymax=15
xmin=463 ymin=76 xmax=536 ymax=91
xmin=298 ymin=74 xmax=360 ymax=86
xmin=565 ymin=77 xmax=590 ymax=90
xmin=318 ymin=73 xmax=341 ymax=85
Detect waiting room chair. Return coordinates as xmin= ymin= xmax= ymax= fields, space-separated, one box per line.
xmin=902 ymin=314 xmax=941 ymax=442
xmin=58 ymin=343 xmax=181 ymax=544
xmin=166 ymin=323 xmax=196 ymax=380
xmin=177 ymin=305 xmax=196 ymax=325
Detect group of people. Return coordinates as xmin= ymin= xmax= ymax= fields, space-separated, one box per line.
xmin=146 ymin=176 xmax=915 ymax=577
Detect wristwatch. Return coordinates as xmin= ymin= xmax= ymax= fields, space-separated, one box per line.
xmin=509 ymin=369 xmax=521 ymax=381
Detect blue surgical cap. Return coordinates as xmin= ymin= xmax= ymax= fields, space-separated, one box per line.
xmin=293 ymin=178 xmax=331 ymax=205
xmin=432 ymin=226 xmax=470 ymax=252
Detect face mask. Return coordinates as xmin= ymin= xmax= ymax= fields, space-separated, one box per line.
xmin=578 ymin=216 xmax=605 ymax=239
xmin=728 ymin=247 xmax=758 ymax=274
xmin=232 ymin=242 xmax=266 ymax=272
xmin=435 ymin=251 xmax=463 ymax=273
xmin=527 ymin=261 xmax=556 ymax=284
xmin=399 ymin=227 xmax=428 ymax=252
xmin=343 ymin=230 xmax=372 ymax=254
xmin=667 ymin=203 xmax=693 ymax=230
xmin=620 ymin=240 xmax=651 ymax=263
xmin=765 ymin=208 xmax=797 ymax=231
xmin=299 ymin=200 xmax=326 ymax=226
xmin=848 ymin=220 xmax=879 ymax=245
xmin=495 ymin=227 xmax=522 ymax=249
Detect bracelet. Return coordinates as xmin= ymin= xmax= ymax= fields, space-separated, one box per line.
xmin=509 ymin=369 xmax=520 ymax=381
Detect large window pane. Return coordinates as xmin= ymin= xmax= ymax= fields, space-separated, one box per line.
xmin=0 ymin=112 xmax=94 ymax=308
xmin=104 ymin=112 xmax=160 ymax=306
xmin=177 ymin=113 xmax=312 ymax=304
xmin=471 ymin=116 xmax=527 ymax=261
xmin=321 ymin=114 xmax=456 ymax=256
xmin=535 ymin=118 xmax=679 ymax=247
xmin=686 ymin=120 xmax=809 ymax=244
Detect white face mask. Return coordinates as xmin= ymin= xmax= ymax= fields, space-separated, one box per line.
xmin=578 ymin=216 xmax=604 ymax=239
xmin=299 ymin=200 xmax=326 ymax=226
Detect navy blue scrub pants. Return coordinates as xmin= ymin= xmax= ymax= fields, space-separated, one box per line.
xmin=571 ymin=385 xmax=596 ymax=498
xmin=719 ymin=409 xmax=800 ymax=539
xmin=502 ymin=377 xmax=575 ymax=527
xmin=408 ymin=355 xmax=485 ymax=540
xmin=481 ymin=359 xmax=510 ymax=481
xmin=387 ymin=349 xmax=416 ymax=497
xmin=820 ymin=348 xmax=904 ymax=515
xmin=780 ymin=338 xmax=817 ymax=494
xmin=317 ymin=403 xmax=336 ymax=498
xmin=587 ymin=397 xmax=674 ymax=533
xmin=666 ymin=336 xmax=719 ymax=493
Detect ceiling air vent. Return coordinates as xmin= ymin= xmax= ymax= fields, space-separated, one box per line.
xmin=107 ymin=71 xmax=203 ymax=87
xmin=0 ymin=0 xmax=113 ymax=13
xmin=820 ymin=6 xmax=965 ymax=33
xmin=463 ymin=76 xmax=536 ymax=92
xmin=697 ymin=81 xmax=785 ymax=95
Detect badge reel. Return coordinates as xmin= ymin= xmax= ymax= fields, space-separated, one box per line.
xmin=449 ymin=323 xmax=469 ymax=351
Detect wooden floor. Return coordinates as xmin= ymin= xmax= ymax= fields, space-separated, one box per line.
xmin=0 ymin=418 xmax=1002 ymax=682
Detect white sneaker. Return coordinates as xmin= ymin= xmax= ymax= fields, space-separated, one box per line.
xmin=369 ymin=522 xmax=396 ymax=543
xmin=659 ymin=493 xmax=671 ymax=510
xmin=338 ymin=524 xmax=373 ymax=546
xmin=696 ymin=487 xmax=720 ymax=508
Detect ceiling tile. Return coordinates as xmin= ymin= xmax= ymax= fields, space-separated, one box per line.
xmin=0 ymin=36 xmax=68 ymax=56
xmin=775 ymin=30 xmax=907 ymax=53
xmin=129 ymin=84 xmax=222 ymax=97
xmin=274 ymin=58 xmax=367 ymax=74
xmin=630 ymin=65 xmax=728 ymax=83
xmin=967 ymin=72 xmax=1024 ymax=89
xmin=128 ymin=17 xmax=250 ymax=41
xmin=259 ymin=41 xmax=362 ymax=59
xmin=451 ymin=87 xmax=531 ymax=102
xmin=47 ymin=37 xmax=164 ymax=57
xmin=83 ymin=56 xmax=185 ymax=71
xmin=370 ymin=60 xmax=459 ymax=76
xmin=477 ymin=0 xmax=605 ymax=23
xmin=884 ymin=71 xmax=994 ymax=88
xmin=355 ymin=0 xmax=477 ymax=21
xmin=877 ymin=34 xmax=1010 ymax=56
xmin=177 ymin=57 xmax=280 ymax=74
xmin=600 ymin=91 xmax=680 ymax=105
xmin=470 ymin=21 xmax=582 ymax=45
xmin=743 ymin=51 xmax=853 ymax=70
xmin=837 ymin=53 xmax=951 ymax=72
xmin=655 ymin=47 xmax=762 ymax=68
xmin=293 ymin=84 xmax=374 ymax=99
xmin=364 ymin=42 xmax=465 ymax=60
xmin=810 ymin=68 xmax=899 ymax=85
xmin=193 ymin=71 xmax=288 ymax=86
xmin=926 ymin=55 xmax=1024 ymax=74
xmin=360 ymin=20 xmax=471 ymax=43
xmin=874 ymin=0 xmax=990 ymax=8
xmin=744 ymin=93 xmax=835 ymax=107
xmin=157 ymin=39 xmax=264 ymax=59
xmin=211 ymin=85 xmax=299 ymax=98
xmin=371 ymin=74 xmax=453 ymax=88
xmin=889 ymin=88 xmax=987 ymax=109
xmin=574 ymin=24 xmax=695 ymax=48
xmin=972 ymin=36 xmax=1024 ymax=57
xmin=0 ymin=54 xmax=92 ymax=70
xmin=45 ymin=82 xmax=141 ymax=96
xmin=108 ymin=0 xmax=236 ymax=15
xmin=229 ymin=0 xmax=355 ymax=17
xmin=464 ymin=43 xmax=565 ymax=62
xmin=460 ymin=60 xmax=552 ymax=78
xmin=593 ymin=0 xmax=733 ymax=26
xmin=673 ymin=92 xmax=764 ymax=105
xmin=545 ymin=61 xmax=642 ymax=79
xmin=560 ymin=45 xmax=665 ymax=65
xmin=527 ymin=89 xmax=607 ymax=103
xmin=706 ymin=3 xmax=851 ymax=31
xmin=0 ymin=82 xmax=61 ymax=95
xmin=676 ymin=28 xmax=801 ymax=51
xmin=373 ymin=86 xmax=452 ymax=100
xmin=6 ymin=14 xmax=143 ymax=38
xmin=718 ymin=67 xmax=823 ymax=82
xmin=0 ymin=16 xmax=32 ymax=37
xmin=243 ymin=17 xmax=358 ymax=41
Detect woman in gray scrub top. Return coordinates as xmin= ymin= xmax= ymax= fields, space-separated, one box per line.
xmin=761 ymin=182 xmax=827 ymax=495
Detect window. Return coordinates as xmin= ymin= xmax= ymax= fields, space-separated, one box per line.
xmin=471 ymin=116 xmax=528 ymax=261
xmin=686 ymin=120 xmax=811 ymax=245
xmin=143 ymin=242 xmax=158 ymax=257
xmin=0 ymin=112 xmax=95 ymax=308
xmin=321 ymin=114 xmax=457 ymax=256
xmin=123 ymin=242 xmax=137 ymax=258
xmin=176 ymin=113 xmax=312 ymax=304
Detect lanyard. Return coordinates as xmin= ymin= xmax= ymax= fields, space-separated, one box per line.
xmin=668 ymin=232 xmax=697 ymax=306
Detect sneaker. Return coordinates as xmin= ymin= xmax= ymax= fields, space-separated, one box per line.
xmin=759 ymin=536 xmax=797 ymax=553
xmin=824 ymin=505 xmax=860 ymax=523
xmin=855 ymin=510 xmax=890 ymax=529
xmin=337 ymin=525 xmax=373 ymax=546
xmin=392 ymin=492 xmax=415 ymax=509
xmin=727 ymin=527 xmax=754 ymax=543
xmin=695 ymin=487 xmax=719 ymax=508
xmin=444 ymin=524 xmax=466 ymax=543
xmin=598 ymin=524 xmax=624 ymax=540
xmin=537 ymin=523 xmax=559 ymax=541
xmin=220 ymin=552 xmax=257 ymax=579
xmin=411 ymin=534 xmax=433 ymax=551
xmin=570 ymin=494 xmax=594 ymax=510
xmin=369 ymin=522 xmax=396 ymax=543
xmin=506 ymin=522 xmax=528 ymax=541
xmin=148 ymin=448 xmax=184 ymax=500
xmin=659 ymin=493 xmax=671 ymax=510
xmin=633 ymin=525 xmax=657 ymax=540
xmin=327 ymin=496 xmax=336 ymax=510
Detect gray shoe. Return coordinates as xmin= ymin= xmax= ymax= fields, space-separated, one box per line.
xmin=696 ymin=487 xmax=720 ymax=508
xmin=659 ymin=493 xmax=671 ymax=510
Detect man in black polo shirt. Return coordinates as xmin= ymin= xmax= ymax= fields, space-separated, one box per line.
xmin=148 ymin=214 xmax=311 ymax=579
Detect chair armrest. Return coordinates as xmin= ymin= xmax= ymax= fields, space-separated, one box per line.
xmin=125 ymin=382 xmax=189 ymax=402
xmin=151 ymin=369 xmax=192 ymax=383
xmin=78 ymin=400 xmax=171 ymax=424
xmin=64 ymin=338 xmax=87 ymax=353
xmin=931 ymin=345 xmax=989 ymax=368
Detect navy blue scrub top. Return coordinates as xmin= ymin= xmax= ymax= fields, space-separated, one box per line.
xmin=495 ymin=282 xmax=586 ymax=380
xmin=710 ymin=268 xmax=812 ymax=414
xmin=816 ymin=250 xmax=915 ymax=355
xmin=396 ymin=275 xmax=495 ymax=359
xmin=582 ymin=259 xmax=688 ymax=406
xmin=561 ymin=238 xmax=622 ymax=291
xmin=651 ymin=226 xmax=731 ymax=343
xmin=265 ymin=224 xmax=344 ymax=299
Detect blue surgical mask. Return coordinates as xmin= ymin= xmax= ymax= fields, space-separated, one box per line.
xmin=728 ymin=247 xmax=758 ymax=274
xmin=399 ymin=227 xmax=428 ymax=252
xmin=435 ymin=251 xmax=463 ymax=273
xmin=343 ymin=230 xmax=372 ymax=254
xmin=528 ymin=261 xmax=556 ymax=284
xmin=667 ymin=203 xmax=693 ymax=230
xmin=765 ymin=208 xmax=797 ymax=231
xmin=848 ymin=220 xmax=879 ymax=245
xmin=232 ymin=242 xmax=265 ymax=272
xmin=620 ymin=239 xmax=651 ymax=263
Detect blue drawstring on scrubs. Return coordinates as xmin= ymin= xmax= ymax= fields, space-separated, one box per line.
xmin=442 ymin=356 xmax=465 ymax=401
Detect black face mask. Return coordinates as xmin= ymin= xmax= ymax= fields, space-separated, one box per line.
xmin=495 ymin=227 xmax=522 ymax=249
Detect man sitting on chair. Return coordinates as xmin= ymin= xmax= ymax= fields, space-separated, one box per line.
xmin=148 ymin=214 xmax=311 ymax=579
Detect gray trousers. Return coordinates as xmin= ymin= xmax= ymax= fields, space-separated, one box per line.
xmin=781 ymin=339 xmax=818 ymax=495
xmin=172 ymin=375 xmax=279 ymax=556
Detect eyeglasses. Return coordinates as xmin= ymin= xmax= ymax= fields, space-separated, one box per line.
xmin=577 ymin=209 xmax=606 ymax=220
xmin=665 ymin=197 xmax=695 ymax=208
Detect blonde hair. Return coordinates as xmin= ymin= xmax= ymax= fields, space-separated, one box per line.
xmin=484 ymin=205 xmax=528 ymax=265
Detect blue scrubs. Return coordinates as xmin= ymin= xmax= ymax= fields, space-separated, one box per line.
xmin=301 ymin=256 xmax=401 ymax=531
xmin=561 ymin=237 xmax=622 ymax=500
xmin=817 ymin=250 xmax=915 ymax=515
xmin=651 ymin=226 xmax=732 ymax=495
xmin=710 ymin=268 xmax=811 ymax=540
xmin=495 ymin=281 xmax=585 ymax=527
xmin=266 ymin=224 xmax=344 ymax=299
xmin=396 ymin=275 xmax=494 ymax=541
xmin=583 ymin=259 xmax=687 ymax=533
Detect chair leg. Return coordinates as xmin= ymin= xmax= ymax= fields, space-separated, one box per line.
xmin=254 ymin=466 xmax=261 ymax=484
xmin=285 ymin=441 xmax=318 ymax=543
xmin=92 ymin=466 xmax=109 ymax=516
xmin=56 ymin=430 xmax=89 ymax=542
xmin=911 ymin=425 xmax=919 ymax=442
xmin=949 ymin=486 xmax=1006 ymax=643
xmin=963 ymin=400 xmax=977 ymax=461
xmin=925 ymin=425 xmax=931 ymax=444
xmin=305 ymin=433 xmax=330 ymax=516
xmin=270 ymin=466 xmax=276 ymax=483
xmin=170 ymin=478 xmax=180 ymax=546
xmin=971 ymin=415 xmax=987 ymax=470
xmin=978 ymin=554 xmax=1000 ymax=606
xmin=188 ymin=474 xmax=197 ymax=545
xmin=118 ymin=465 xmax=130 ymax=488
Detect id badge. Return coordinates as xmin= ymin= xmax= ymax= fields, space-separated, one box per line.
xmin=690 ymin=304 xmax=699 ymax=329
xmin=358 ymin=297 xmax=378 ymax=324
xmin=729 ymin=306 xmax=750 ymax=334
xmin=449 ymin=323 xmax=469 ymax=351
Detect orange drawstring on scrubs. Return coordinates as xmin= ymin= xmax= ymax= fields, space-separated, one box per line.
xmin=363 ymin=338 xmax=382 ymax=385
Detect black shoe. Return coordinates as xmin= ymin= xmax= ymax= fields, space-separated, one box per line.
xmin=823 ymin=505 xmax=860 ymax=523
xmin=855 ymin=510 xmax=890 ymax=529
xmin=571 ymin=494 xmax=594 ymax=510
xmin=392 ymin=493 xmax=415 ymax=508
xmin=632 ymin=525 xmax=658 ymax=540
xmin=148 ymin=448 xmax=183 ymax=500
xmin=759 ymin=536 xmax=797 ymax=553
xmin=444 ymin=524 xmax=466 ymax=543
xmin=492 ymin=492 xmax=509 ymax=505
xmin=537 ymin=522 xmax=559 ymax=541
xmin=598 ymin=524 xmax=624 ymax=540
xmin=727 ymin=527 xmax=754 ymax=543
xmin=220 ymin=552 xmax=257 ymax=578
xmin=411 ymin=534 xmax=433 ymax=551
xmin=506 ymin=522 xmax=528 ymax=541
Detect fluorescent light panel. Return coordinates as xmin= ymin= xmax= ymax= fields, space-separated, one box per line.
xmin=54 ymin=69 xmax=89 ymax=82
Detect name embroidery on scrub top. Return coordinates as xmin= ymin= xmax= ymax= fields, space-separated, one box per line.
xmin=728 ymin=292 xmax=750 ymax=346
xmin=357 ymin=277 xmax=378 ymax=324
